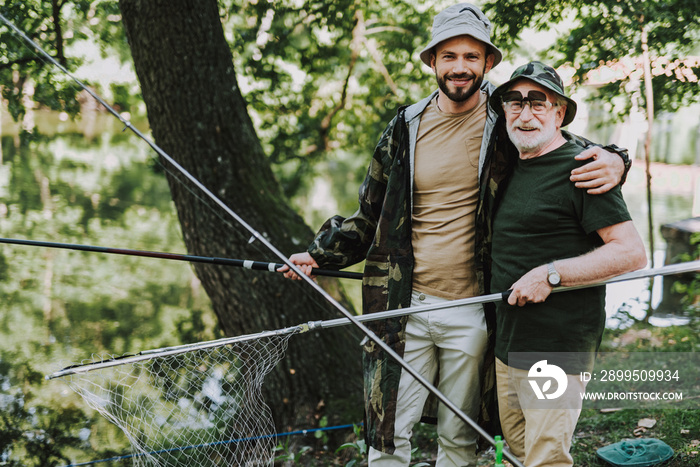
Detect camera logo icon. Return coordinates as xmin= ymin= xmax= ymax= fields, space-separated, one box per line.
xmin=528 ymin=360 xmax=568 ymax=400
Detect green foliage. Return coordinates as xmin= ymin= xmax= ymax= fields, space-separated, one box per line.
xmin=2 ymin=0 xmax=439 ymax=209
xmin=409 ymin=422 xmax=438 ymax=464
xmin=0 ymin=347 xmax=143 ymax=466
xmin=0 ymin=129 xmax=218 ymax=465
xmin=224 ymin=0 xmax=435 ymax=200
xmin=175 ymin=308 xmax=213 ymax=344
xmin=482 ymin=0 xmax=700 ymax=121
xmin=274 ymin=437 xmax=313 ymax=464
xmin=0 ymin=0 xmax=135 ymax=122
xmin=335 ymin=423 xmax=367 ymax=466
xmin=314 ymin=415 xmax=330 ymax=444
xmin=0 ymin=395 xmax=79 ymax=467
xmin=0 ymin=250 xmax=10 ymax=282
xmin=1 ymin=1 xmax=84 ymax=120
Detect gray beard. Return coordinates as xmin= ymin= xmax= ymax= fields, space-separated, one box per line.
xmin=506 ymin=122 xmax=558 ymax=155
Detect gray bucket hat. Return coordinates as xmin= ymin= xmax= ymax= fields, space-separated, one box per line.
xmin=419 ymin=3 xmax=502 ymax=68
xmin=489 ymin=61 xmax=578 ymax=127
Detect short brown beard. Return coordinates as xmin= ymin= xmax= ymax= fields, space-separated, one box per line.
xmin=435 ymin=63 xmax=487 ymax=103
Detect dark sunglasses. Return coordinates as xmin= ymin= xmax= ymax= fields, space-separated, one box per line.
xmin=501 ymin=90 xmax=558 ymax=115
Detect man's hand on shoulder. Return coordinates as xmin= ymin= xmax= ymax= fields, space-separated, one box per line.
xmin=570 ymin=146 xmax=625 ymax=195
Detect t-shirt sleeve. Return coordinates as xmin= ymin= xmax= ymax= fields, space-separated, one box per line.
xmin=577 ymin=185 xmax=632 ymax=235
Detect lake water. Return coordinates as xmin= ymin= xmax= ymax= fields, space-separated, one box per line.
xmin=606 ymin=162 xmax=698 ymax=327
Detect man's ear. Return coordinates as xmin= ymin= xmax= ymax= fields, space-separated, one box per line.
xmin=430 ymin=52 xmax=436 ymax=72
xmin=556 ymin=104 xmax=567 ymax=128
xmin=484 ymin=53 xmax=495 ymax=74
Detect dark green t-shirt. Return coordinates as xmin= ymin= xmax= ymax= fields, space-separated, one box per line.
xmin=491 ymin=141 xmax=632 ymax=372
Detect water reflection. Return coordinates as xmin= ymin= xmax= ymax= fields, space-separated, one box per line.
xmin=0 ymin=125 xmax=217 ymax=464
xmin=608 ymin=163 xmax=697 ymax=326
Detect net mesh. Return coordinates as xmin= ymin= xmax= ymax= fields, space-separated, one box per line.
xmin=59 ymin=333 xmax=294 ymax=466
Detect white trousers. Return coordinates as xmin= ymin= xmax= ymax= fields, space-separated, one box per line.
xmin=368 ymin=290 xmax=488 ymax=466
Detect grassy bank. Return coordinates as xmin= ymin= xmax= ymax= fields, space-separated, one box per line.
xmin=274 ymin=319 xmax=699 ymax=466
xmin=567 ymin=319 xmax=700 ymax=466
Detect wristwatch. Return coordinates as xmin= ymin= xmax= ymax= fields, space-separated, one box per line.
xmin=547 ymin=262 xmax=561 ymax=287
xmin=603 ymin=143 xmax=632 ymax=184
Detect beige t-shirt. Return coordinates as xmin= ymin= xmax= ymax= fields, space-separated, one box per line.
xmin=411 ymin=91 xmax=487 ymax=299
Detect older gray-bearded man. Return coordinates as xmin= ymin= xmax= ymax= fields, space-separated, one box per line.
xmin=487 ymin=61 xmax=647 ymax=467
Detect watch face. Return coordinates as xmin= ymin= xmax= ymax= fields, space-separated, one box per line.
xmin=547 ymin=263 xmax=561 ymax=286
xmin=548 ymin=272 xmax=561 ymax=286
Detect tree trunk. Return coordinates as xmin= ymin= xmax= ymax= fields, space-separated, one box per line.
xmin=118 ymin=0 xmax=362 ymax=430
xmin=641 ymin=21 xmax=656 ymax=320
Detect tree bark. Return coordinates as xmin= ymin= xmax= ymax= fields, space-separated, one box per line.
xmin=641 ymin=20 xmax=656 ymax=320
xmin=118 ymin=0 xmax=362 ymax=430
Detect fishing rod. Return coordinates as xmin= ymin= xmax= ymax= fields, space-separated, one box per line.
xmin=318 ymin=259 xmax=700 ymax=329
xmin=48 ymin=259 xmax=700 ymax=379
xmin=0 ymin=237 xmax=362 ymax=280
xmin=0 ymin=14 xmax=527 ymax=465
xmin=7 ymin=234 xmax=696 ymax=288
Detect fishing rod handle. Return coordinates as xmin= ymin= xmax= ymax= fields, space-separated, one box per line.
xmin=310 ymin=268 xmax=363 ymax=280
xmin=262 ymin=262 xmax=361 ymax=280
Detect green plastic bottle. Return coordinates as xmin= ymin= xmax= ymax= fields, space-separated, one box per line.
xmin=495 ymin=435 xmax=504 ymax=467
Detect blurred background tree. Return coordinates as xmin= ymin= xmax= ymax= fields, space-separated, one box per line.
xmin=0 ymin=1 xmax=442 ymax=460
xmin=482 ymin=0 xmax=700 ymax=117
xmin=483 ymin=0 xmax=700 ymax=316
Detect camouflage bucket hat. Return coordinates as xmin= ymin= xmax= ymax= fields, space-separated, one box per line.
xmin=489 ymin=61 xmax=577 ymax=127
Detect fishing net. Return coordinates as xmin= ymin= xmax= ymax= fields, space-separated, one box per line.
xmin=54 ymin=331 xmax=298 ymax=466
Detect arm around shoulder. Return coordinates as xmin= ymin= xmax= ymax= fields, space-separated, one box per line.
xmin=570 ymin=145 xmax=628 ymax=194
xmin=564 ymin=131 xmax=631 ymax=194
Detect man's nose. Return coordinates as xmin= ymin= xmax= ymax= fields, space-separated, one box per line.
xmin=453 ymin=58 xmax=469 ymax=73
xmin=519 ymin=103 xmax=535 ymax=120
